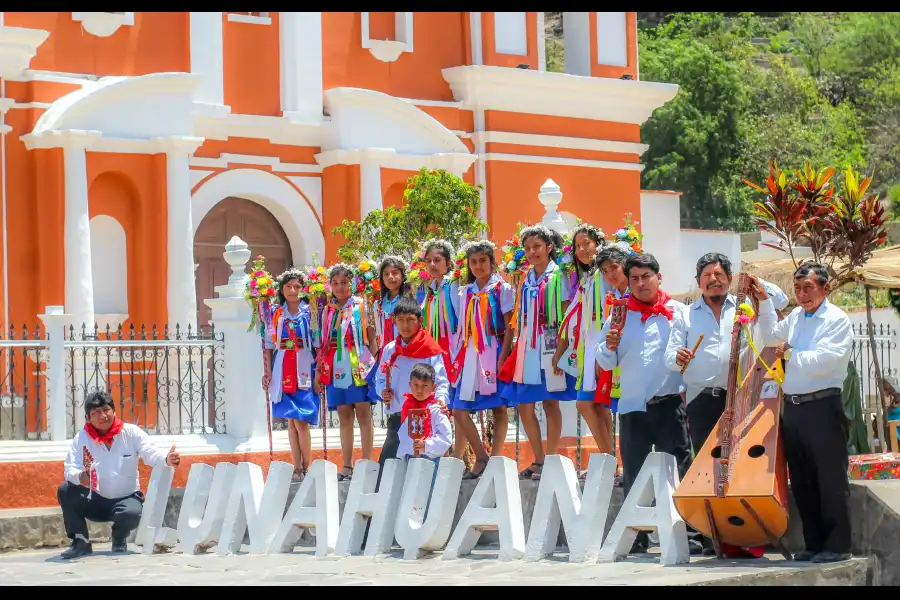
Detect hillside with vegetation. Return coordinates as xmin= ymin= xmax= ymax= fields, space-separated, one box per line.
xmin=545 ymin=12 xmax=900 ymax=232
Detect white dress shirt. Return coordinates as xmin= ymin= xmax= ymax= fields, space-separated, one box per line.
xmin=64 ymin=423 xmax=169 ymax=500
xmin=375 ymin=339 xmax=450 ymax=415
xmin=596 ymin=297 xmax=686 ymax=414
xmin=397 ymin=404 xmax=453 ymax=459
xmin=665 ymin=294 xmax=737 ymax=403
xmin=759 ymin=278 xmax=789 ymax=311
xmin=757 ymin=297 xmax=852 ymax=395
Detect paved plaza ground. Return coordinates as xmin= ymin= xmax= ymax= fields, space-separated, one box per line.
xmin=0 ymin=543 xmax=865 ymax=586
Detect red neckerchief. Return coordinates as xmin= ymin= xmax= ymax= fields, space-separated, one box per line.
xmin=84 ymin=418 xmax=124 ymax=447
xmin=382 ymin=328 xmax=448 ymax=376
xmin=401 ymin=393 xmax=439 ymax=440
xmin=627 ymin=290 xmax=673 ymax=323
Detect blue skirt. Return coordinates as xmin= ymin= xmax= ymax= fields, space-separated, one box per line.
xmin=575 ymin=389 xmax=619 ymax=414
xmin=450 ymin=380 xmax=509 ymax=412
xmin=326 ymin=383 xmax=372 ymax=410
xmin=365 ymin=348 xmax=384 ymax=402
xmin=272 ymin=388 xmax=320 ymax=426
xmin=502 ymin=372 xmax=577 ymax=406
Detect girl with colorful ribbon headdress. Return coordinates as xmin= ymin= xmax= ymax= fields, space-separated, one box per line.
xmin=314 ymin=263 xmax=376 ymax=481
xmin=364 ymin=256 xmax=414 ymax=404
xmin=499 ymin=224 xmax=576 ymax=481
xmin=551 ymin=224 xmax=614 ymax=473
xmin=449 ymin=240 xmax=515 ymax=479
xmin=413 ymin=239 xmax=461 ymax=384
xmin=263 ymin=268 xmax=320 ymax=482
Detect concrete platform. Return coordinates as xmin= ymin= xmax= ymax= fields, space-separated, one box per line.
xmin=0 ymin=545 xmax=869 ymax=586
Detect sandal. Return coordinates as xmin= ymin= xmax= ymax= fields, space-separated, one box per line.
xmin=518 ymin=462 xmax=543 ymax=480
xmin=337 ymin=465 xmax=353 ymax=482
xmin=462 ymin=458 xmax=489 ymax=480
xmin=291 ymin=469 xmax=306 ymax=483
xmin=577 ymin=469 xmax=589 ymax=481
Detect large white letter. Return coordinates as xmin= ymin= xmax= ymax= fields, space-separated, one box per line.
xmin=525 ymin=453 xmax=616 ymax=562
xmin=598 ymin=452 xmax=689 ymax=565
xmin=336 ymin=459 xmax=406 ymax=556
xmin=394 ymin=457 xmax=465 ymax=559
xmin=218 ymin=461 xmax=293 ymax=555
xmin=443 ymin=456 xmax=525 ymax=561
xmin=176 ymin=462 xmax=236 ymax=554
xmin=135 ymin=465 xmax=178 ymax=554
xmin=269 ymin=459 xmax=339 ymax=556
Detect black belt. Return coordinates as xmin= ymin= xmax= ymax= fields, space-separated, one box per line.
xmin=701 ymin=387 xmax=727 ymax=397
xmin=647 ymin=393 xmax=681 ymax=406
xmin=783 ymin=387 xmax=841 ymax=405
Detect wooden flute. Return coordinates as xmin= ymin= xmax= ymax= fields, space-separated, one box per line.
xmin=680 ymin=334 xmax=705 ymax=375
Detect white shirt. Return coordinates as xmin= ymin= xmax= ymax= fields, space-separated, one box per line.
xmin=757 ymin=298 xmax=852 ymax=395
xmin=596 ymin=297 xmax=686 ymax=414
xmin=64 ymin=423 xmax=169 ymax=500
xmin=664 ymin=294 xmax=737 ymax=403
xmin=397 ymin=403 xmax=453 ymax=459
xmin=759 ymin=278 xmax=789 ymax=312
xmin=375 ymin=340 xmax=450 ymax=415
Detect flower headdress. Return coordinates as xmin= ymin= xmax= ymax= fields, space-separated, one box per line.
xmin=354 ymin=258 xmax=379 ymax=299
xmin=407 ymin=239 xmax=455 ymax=289
xmin=456 ymin=239 xmax=498 ymax=284
xmin=611 ymin=213 xmax=643 ymax=255
xmin=244 ymin=255 xmax=277 ymax=334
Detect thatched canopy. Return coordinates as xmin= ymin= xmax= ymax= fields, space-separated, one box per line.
xmin=672 ymin=244 xmax=900 ymax=305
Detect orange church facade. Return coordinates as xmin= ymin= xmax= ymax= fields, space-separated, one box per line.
xmin=0 ymin=11 xmax=676 ymax=332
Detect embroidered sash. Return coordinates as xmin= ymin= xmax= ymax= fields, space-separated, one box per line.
xmin=319 ymin=299 xmax=370 ymax=388
xmin=456 ymin=280 xmax=505 ymax=401
xmin=513 ymin=263 xmax=566 ymax=388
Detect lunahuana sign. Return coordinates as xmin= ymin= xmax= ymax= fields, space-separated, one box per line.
xmin=135 ymin=452 xmax=691 ymax=565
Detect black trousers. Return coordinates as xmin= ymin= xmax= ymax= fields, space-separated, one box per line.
xmin=686 ymin=390 xmax=727 ymax=455
xmin=619 ymin=394 xmax=695 ymax=547
xmin=379 ymin=413 xmax=402 ymax=466
xmin=782 ymin=391 xmax=851 ymax=554
xmin=57 ymin=482 xmax=144 ymax=542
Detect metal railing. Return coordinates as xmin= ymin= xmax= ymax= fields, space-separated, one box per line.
xmin=64 ymin=323 xmax=226 ymax=438
xmin=0 ymin=326 xmax=49 ymax=441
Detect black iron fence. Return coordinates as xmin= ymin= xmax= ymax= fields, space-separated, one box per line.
xmin=0 ymin=326 xmax=48 ymax=441
xmin=64 ymin=323 xmax=226 ymax=438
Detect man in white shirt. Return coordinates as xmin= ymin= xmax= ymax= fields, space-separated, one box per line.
xmin=59 ymin=391 xmax=181 ymax=559
xmin=596 ymin=253 xmax=701 ymax=555
xmin=755 ymin=262 xmax=853 ymax=564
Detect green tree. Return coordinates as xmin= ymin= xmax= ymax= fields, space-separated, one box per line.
xmin=331 ymin=168 xmax=486 ymax=263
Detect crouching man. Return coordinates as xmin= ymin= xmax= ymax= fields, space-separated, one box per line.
xmin=58 ymin=391 xmax=181 ymax=559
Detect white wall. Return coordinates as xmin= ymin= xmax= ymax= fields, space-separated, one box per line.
xmin=562 ymin=12 xmax=591 ymax=76
xmin=678 ymin=230 xmax=742 ymax=295
xmin=89 ymin=215 xmax=128 ymax=315
xmin=494 ymin=12 xmax=528 ymax=56
xmin=639 ymin=191 xmax=682 ymax=293
xmin=846 ymin=308 xmax=900 ymax=400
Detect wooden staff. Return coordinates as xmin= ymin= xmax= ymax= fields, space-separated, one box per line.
xmin=680 ymin=334 xmax=705 ymax=375
xmin=262 ymin=338 xmax=274 ymax=464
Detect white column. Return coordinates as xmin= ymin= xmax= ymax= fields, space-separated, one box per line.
xmin=38 ymin=305 xmax=71 ymax=441
xmin=279 ymin=12 xmax=323 ymax=123
xmin=359 ymin=150 xmax=393 ymax=219
xmin=164 ymin=138 xmax=204 ymax=332
xmin=63 ymin=138 xmax=96 ymax=330
xmin=473 ymin=110 xmax=488 ymax=222
xmin=204 ymin=236 xmax=271 ymax=442
xmin=190 ymin=12 xmax=225 ymax=107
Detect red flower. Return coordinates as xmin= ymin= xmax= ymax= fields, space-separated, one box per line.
xmin=267 ymin=288 xmax=275 ymax=296
xmin=357 ymin=283 xmax=365 ymax=292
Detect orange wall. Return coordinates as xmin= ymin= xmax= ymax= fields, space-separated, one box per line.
xmin=485 ymin=110 xmax=641 ymax=143
xmin=323 ymin=12 xmax=468 ymax=101
xmin=322 ymin=165 xmax=361 ymax=262
xmin=6 ymin=12 xmax=189 ymax=76
xmin=486 ymin=161 xmax=641 ymax=247
xmin=381 ymin=168 xmax=416 ymax=209
xmin=223 ymin=14 xmax=282 ymax=116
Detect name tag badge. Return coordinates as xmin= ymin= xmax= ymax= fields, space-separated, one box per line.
xmin=543 ymin=324 xmax=559 ymax=354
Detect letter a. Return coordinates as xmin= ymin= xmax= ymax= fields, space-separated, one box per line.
xmin=443 ymin=456 xmax=525 ymax=561
xmin=525 ymin=453 xmax=616 ymax=562
xmin=598 ymin=452 xmax=689 ymax=565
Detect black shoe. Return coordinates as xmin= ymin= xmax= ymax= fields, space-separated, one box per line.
xmin=61 ymin=538 xmax=93 ymax=560
xmin=688 ymin=539 xmax=704 ymax=555
xmin=793 ymin=550 xmax=816 ymax=562
xmin=812 ymin=551 xmax=851 ymax=563
xmin=630 ymin=540 xmax=649 ymax=554
xmin=111 ymin=538 xmax=128 ymax=553
xmin=702 ymin=546 xmax=717 ymax=556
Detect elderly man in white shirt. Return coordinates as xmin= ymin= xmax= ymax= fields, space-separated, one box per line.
xmin=755 ymin=262 xmax=853 ymax=564
xmin=59 ymin=391 xmax=180 ymax=559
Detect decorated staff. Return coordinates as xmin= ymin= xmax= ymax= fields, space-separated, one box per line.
xmin=245 ymin=256 xmax=278 ymax=463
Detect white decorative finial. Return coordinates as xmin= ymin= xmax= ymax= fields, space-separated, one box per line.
xmin=223 ymin=236 xmax=251 ymax=292
xmin=539 ymin=179 xmax=566 ymax=233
